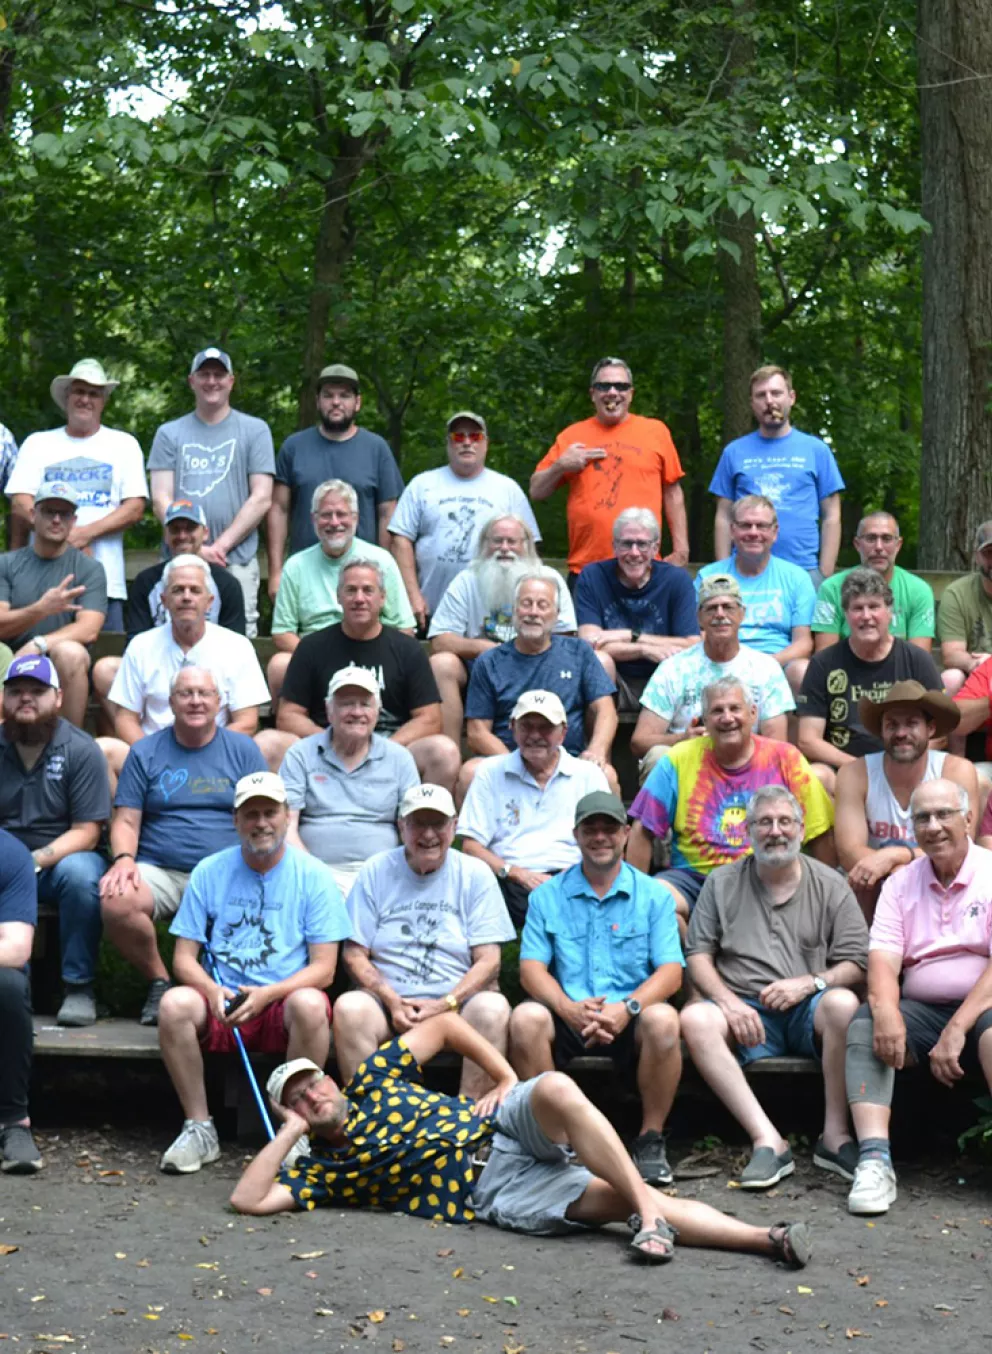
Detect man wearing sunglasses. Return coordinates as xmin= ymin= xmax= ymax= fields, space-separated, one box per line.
xmin=389 ymin=412 xmax=540 ymax=630
xmin=531 ymin=359 xmax=689 ymax=586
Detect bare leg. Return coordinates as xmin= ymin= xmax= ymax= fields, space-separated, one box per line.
xmin=459 ymin=992 xmax=510 ymax=1099
xmin=50 ymin=640 xmax=91 ymax=728
xmin=508 ymin=1001 xmax=556 ymax=1078
xmin=101 ymin=881 xmax=169 ymax=983
xmin=635 ymin=1004 xmax=681 ymax=1135
xmin=254 ymin=729 xmax=297 ymax=773
xmin=96 ymin=736 xmax=131 ymax=797
xmin=158 ymin=987 xmax=211 ymax=1121
xmin=454 ymin=756 xmax=485 ymax=806
xmin=332 ymin=991 xmax=389 ymax=1083
xmin=267 ymin=652 xmax=293 ymax=711
xmin=409 ymin=734 xmax=461 ymax=792
xmin=429 ymin=652 xmax=468 ymax=745
xmin=810 ymin=763 xmax=836 ymax=796
xmin=680 ymin=1003 xmax=787 ymax=1152
xmin=283 ymin=988 xmax=331 ymax=1067
xmin=91 ymin=656 xmax=121 ymax=737
xmin=815 ymin=989 xmax=858 ymax=1151
xmin=566 ymin=1177 xmax=777 ymax=1256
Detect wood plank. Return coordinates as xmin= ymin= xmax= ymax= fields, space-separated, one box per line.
xmin=33 ymin=1016 xmax=161 ymax=1059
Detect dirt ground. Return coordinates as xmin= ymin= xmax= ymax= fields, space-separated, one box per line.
xmin=2 ymin=1119 xmax=992 ymax=1354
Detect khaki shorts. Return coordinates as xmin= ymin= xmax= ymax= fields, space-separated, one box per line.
xmin=139 ymin=863 xmax=191 ymax=920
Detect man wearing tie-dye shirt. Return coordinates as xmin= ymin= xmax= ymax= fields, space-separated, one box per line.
xmin=627 ymin=676 xmax=834 ymax=923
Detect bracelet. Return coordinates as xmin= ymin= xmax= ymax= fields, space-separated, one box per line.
xmin=112 ymin=852 xmax=136 ymax=863
xmin=443 ymin=993 xmax=460 ymax=1012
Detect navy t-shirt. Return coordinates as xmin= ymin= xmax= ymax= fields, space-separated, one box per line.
xmin=465 ymin=636 xmax=615 ymax=755
xmin=0 ymin=828 xmax=37 ymax=930
xmin=574 ymin=560 xmax=698 ymax=678
xmin=115 ymin=726 xmax=268 ymax=872
xmin=275 ymin=427 xmax=404 ymax=554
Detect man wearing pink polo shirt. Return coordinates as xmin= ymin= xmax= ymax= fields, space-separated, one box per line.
xmin=844 ymin=778 xmax=992 ymax=1216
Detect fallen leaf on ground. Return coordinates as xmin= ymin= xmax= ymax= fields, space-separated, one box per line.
xmin=874 ymin=1300 xmax=888 ymax=1308
xmin=845 ymin=1331 xmax=865 ymax=1340
xmin=436 ymin=1249 xmax=454 ymax=1258
xmin=114 ymin=1252 xmax=126 ymax=1260
xmin=504 ymin=1297 xmax=518 ymax=1307
xmin=198 ymin=1236 xmax=210 ymax=1246
xmin=143 ymin=1315 xmax=159 ymax=1321
xmin=178 ymin=1336 xmax=194 ymax=1342
xmin=778 ymin=1305 xmax=794 ymax=1316
xmin=98 ymin=1169 xmax=124 ymax=1176
xmin=369 ymin=1311 xmax=387 ymax=1323
xmin=452 ymin=1267 xmax=464 ymax=1278
xmin=194 ymin=1263 xmax=217 ymax=1271
xmin=797 ymin=1285 xmax=813 ymax=1295
xmin=292 ymin=1250 xmax=325 ymax=1260
xmin=31 ymin=1297 xmax=46 ymax=1303
xmin=392 ymin=1342 xmax=406 ymax=1352
xmin=32 ymin=1339 xmax=73 ymax=1345
xmin=0 ymin=1246 xmax=18 ymax=1257
xmin=314 ymin=1309 xmax=334 ymax=1317
xmin=661 ymin=1308 xmax=679 ymax=1322
xmin=305 ymin=1271 xmax=318 ymax=1279
xmin=504 ymin=1344 xmax=526 ymax=1354
xmin=440 ymin=1340 xmax=455 ymax=1348
xmin=482 ymin=1297 xmax=499 ymax=1304
xmin=856 ymin=1275 xmax=870 ymax=1286
xmin=457 ymin=1308 xmax=470 ymax=1317
xmin=136 ymin=1259 xmax=150 ymax=1268
xmin=726 ymin=1180 xmax=741 ymax=1189
xmin=256 ymin=1288 xmax=272 ymax=1297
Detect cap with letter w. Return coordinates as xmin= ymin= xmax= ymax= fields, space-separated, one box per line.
xmin=233 ymin=771 xmax=287 ymax=809
xmin=510 ymin=689 xmax=567 ymax=726
xmin=399 ymin=783 xmax=457 ymax=819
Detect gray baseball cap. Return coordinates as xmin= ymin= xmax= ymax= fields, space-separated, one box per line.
xmin=446 ymin=410 xmax=487 ymax=434
xmin=317 ymin=363 xmax=359 ymax=390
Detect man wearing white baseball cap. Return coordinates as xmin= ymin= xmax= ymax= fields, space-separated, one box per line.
xmin=156 ymin=770 xmax=351 ymax=1174
xmin=6 ymin=359 xmax=147 ymax=632
xmin=459 ymin=689 xmax=609 ymax=925
xmin=334 ymin=782 xmax=514 ymax=1100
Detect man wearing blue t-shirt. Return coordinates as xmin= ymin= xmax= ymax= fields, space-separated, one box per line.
xmin=99 ymin=665 xmax=267 ymax=1026
xmin=697 ymin=494 xmax=815 ymax=696
xmin=709 ymin=366 xmax=844 ymax=584
xmin=0 ymin=829 xmax=41 ymax=1174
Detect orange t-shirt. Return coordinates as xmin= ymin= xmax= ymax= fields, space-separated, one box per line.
xmin=535 ymin=413 xmax=685 ymax=572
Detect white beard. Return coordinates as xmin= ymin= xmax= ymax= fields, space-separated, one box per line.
xmin=473 ymin=556 xmax=535 ymax=617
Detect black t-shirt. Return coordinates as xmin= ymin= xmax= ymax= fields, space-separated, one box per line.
xmin=280 ymin=624 xmax=440 ymax=735
xmin=797 ymin=638 xmax=943 ymax=757
xmin=127 ymin=561 xmax=246 ymax=639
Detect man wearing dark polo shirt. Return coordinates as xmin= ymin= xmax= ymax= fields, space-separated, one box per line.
xmin=0 ymin=655 xmax=111 ymax=1026
xmin=0 ymin=828 xmax=40 ymax=1174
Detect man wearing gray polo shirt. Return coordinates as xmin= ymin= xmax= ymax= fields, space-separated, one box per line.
xmin=281 ymin=665 xmax=420 ymax=897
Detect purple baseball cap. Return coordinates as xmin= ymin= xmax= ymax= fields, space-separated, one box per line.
xmin=4 ymin=654 xmax=60 ymax=689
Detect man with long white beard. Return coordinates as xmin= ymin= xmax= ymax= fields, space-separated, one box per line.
xmin=428 ymin=514 xmax=576 ymax=742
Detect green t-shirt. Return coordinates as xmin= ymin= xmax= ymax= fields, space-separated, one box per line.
xmin=936 ymin=573 xmax=992 ymax=653
xmin=271 ymin=538 xmax=415 ymax=636
xmin=811 ymin=565 xmax=934 ymax=640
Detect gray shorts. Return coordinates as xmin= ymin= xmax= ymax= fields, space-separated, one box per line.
xmin=470 ymin=1074 xmax=593 ymax=1235
xmin=139 ymin=863 xmax=191 ymax=920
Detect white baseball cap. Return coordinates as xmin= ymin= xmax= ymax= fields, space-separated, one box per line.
xmin=399 ymin=783 xmax=457 ymax=819
xmin=233 ymin=771 xmax=288 ymax=809
xmin=267 ymin=1058 xmax=324 ymax=1107
xmin=510 ymin=689 xmax=568 ymax=726
xmin=325 ymin=665 xmax=380 ymax=701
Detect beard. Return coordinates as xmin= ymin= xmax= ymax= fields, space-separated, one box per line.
xmin=319 ymin=411 xmax=356 ymax=435
xmin=6 ymin=710 xmax=59 ymax=745
xmin=751 ymin=834 xmax=803 ymax=867
xmin=473 ymin=555 xmax=536 ymax=618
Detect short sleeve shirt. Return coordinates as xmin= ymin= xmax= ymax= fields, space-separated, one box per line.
xmin=696 ymin=556 xmax=815 ymax=655
xmin=955 ymin=656 xmax=992 ymax=760
xmin=278 ymin=1039 xmax=494 ymax=1221
xmin=272 ymin=540 xmax=415 ymax=635
xmin=0 ymin=828 xmax=37 ymax=931
xmin=639 ymin=642 xmax=795 ymax=732
xmin=708 ymin=428 xmax=845 ymax=571
xmin=347 ymin=846 xmax=515 ymax=998
xmin=275 ymin=426 xmax=404 ymax=553
xmin=0 ymin=718 xmax=111 ymax=850
xmin=428 ymin=567 xmax=576 ymax=642
xmin=0 ymin=423 xmax=18 ymax=494
xmin=0 ymin=545 xmax=107 ymax=650
xmin=148 ymin=409 xmax=275 ymax=565
xmin=388 ymin=466 xmax=542 ymax=614
xmin=574 ymin=560 xmax=699 ymax=678
xmin=811 ymin=566 xmax=935 ymax=640
xmin=937 ymin=573 xmax=992 ymax=654
xmin=521 ymin=862 xmax=683 ymax=1003
xmin=126 ymin=560 xmax=245 ymax=637
xmin=629 ymin=735 xmax=833 ymax=873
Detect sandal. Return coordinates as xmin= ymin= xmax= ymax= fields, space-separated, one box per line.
xmin=627 ymin=1211 xmax=678 ymax=1264
xmin=768 ymin=1220 xmax=811 ymax=1269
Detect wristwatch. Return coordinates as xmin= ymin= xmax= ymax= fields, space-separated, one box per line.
xmin=497 ymin=864 xmax=511 ymax=881
xmin=443 ymin=993 xmax=460 ymax=1012
xmin=624 ymin=997 xmax=642 ymax=1017
xmin=33 ymin=635 xmax=49 ymax=655
xmin=811 ymin=976 xmax=827 ymax=993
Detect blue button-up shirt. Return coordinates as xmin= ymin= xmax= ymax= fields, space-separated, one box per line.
xmin=520 ymin=862 xmax=683 ymax=1003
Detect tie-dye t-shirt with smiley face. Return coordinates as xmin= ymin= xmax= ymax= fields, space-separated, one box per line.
xmin=280 ymin=1040 xmax=494 ymax=1222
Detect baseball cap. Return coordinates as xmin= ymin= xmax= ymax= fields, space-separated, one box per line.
xmin=50 ymin=359 xmax=119 ymax=412
xmin=446 ymin=410 xmax=487 ymax=434
xmin=976 ymin=521 xmax=992 ymax=550
xmin=697 ymin=573 xmax=743 ymax=608
xmin=190 ymin=347 xmax=233 ymax=374
xmin=4 ymin=654 xmax=60 ymax=689
xmin=267 ymin=1058 xmax=325 ymax=1107
xmin=574 ymin=790 xmax=628 ymax=828
xmin=233 ymin=771 xmax=288 ymax=809
xmin=326 ymin=665 xmax=379 ymax=701
xmin=317 ymin=363 xmax=359 ymax=391
xmin=510 ymin=689 xmax=568 ymax=726
xmin=399 ymin=783 xmax=457 ymax=820
xmin=34 ymin=481 xmax=79 ymax=507
xmin=165 ymin=499 xmax=208 ymax=527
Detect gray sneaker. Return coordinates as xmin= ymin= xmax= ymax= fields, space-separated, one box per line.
xmin=740 ymin=1145 xmax=795 ymax=1189
xmin=57 ymin=985 xmax=97 ymax=1027
xmin=160 ymin=1119 xmax=221 ymax=1174
xmin=140 ymin=979 xmax=171 ymax=1027
xmin=630 ymin=1130 xmax=674 ymax=1185
xmin=0 ymin=1124 xmax=43 ymax=1174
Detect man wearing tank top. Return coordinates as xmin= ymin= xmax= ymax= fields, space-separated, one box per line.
xmin=834 ymin=683 xmax=977 ymax=922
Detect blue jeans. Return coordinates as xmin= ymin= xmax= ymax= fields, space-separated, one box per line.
xmin=37 ymin=852 xmax=106 ymax=986
xmin=733 ymin=991 xmax=826 ymax=1067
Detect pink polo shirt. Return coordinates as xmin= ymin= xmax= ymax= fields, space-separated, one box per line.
xmin=869 ymin=841 xmax=992 ymax=1003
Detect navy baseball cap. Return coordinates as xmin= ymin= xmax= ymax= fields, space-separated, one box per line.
xmin=165 ymin=499 xmax=208 ymax=527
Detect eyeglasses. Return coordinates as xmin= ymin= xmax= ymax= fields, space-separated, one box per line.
xmin=592 ymin=381 xmax=632 ymax=392
xmin=752 ymin=816 xmax=800 ymax=832
xmin=36 ymin=505 xmax=76 ymax=519
xmin=733 ymin=520 xmax=775 ymax=532
xmin=858 ymin=533 xmax=898 ymax=545
xmin=615 ymin=539 xmax=655 ymax=553
xmin=315 ymin=510 xmax=353 ymax=524
xmin=449 ymin=430 xmax=485 ymax=444
xmin=910 ymin=808 xmax=963 ymax=828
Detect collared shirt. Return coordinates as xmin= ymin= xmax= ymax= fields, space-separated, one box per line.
xmin=280 ymin=731 xmax=420 ymax=868
xmin=0 ymin=718 xmax=111 ymax=850
xmin=520 ymin=862 xmax=683 ymax=1003
xmin=457 ymin=747 xmax=608 ymax=871
xmin=870 ymin=840 xmax=992 ymax=1003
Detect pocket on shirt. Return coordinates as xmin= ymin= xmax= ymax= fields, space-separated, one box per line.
xmin=545 ymin=918 xmax=590 ymax=973
xmin=609 ymin=925 xmax=651 ymax=989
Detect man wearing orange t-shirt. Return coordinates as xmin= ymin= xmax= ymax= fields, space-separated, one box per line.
xmin=530 ymin=358 xmax=689 ymax=585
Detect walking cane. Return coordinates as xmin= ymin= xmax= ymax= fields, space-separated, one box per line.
xmin=201 ymin=943 xmax=275 ymax=1141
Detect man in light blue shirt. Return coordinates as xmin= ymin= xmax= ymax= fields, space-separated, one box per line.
xmin=509 ymin=791 xmax=683 ymax=1186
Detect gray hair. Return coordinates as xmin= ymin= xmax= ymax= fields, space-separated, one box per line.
xmin=475 ymin=513 xmax=538 ymax=562
xmin=745 ymin=785 xmax=804 ymax=828
xmin=590 ymin=355 xmax=633 ymax=384
xmin=513 ymin=568 xmax=562 ymax=608
xmin=163 ymin=553 xmax=211 ymax=588
xmin=612 ymin=507 xmax=660 ymax=544
xmin=840 ymin=566 xmax=893 ymax=611
xmin=700 ymin=676 xmax=752 ymax=717
xmin=855 ymin=511 xmax=900 ymax=539
xmin=337 ymin=556 xmax=387 ymax=596
xmin=311 ymin=478 xmax=358 ymax=515
xmin=909 ymin=779 xmax=969 ymax=817
xmin=169 ymin=665 xmax=219 ymax=696
xmin=731 ymin=494 xmax=778 ymax=527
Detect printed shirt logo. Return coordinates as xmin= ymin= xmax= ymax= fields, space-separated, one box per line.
xmin=45 ymin=752 xmax=66 ymax=780
xmin=158 ymin=768 xmax=189 ymax=800
xmin=179 ymin=439 xmax=237 ymax=497
xmin=43 ymin=457 xmax=113 ymax=510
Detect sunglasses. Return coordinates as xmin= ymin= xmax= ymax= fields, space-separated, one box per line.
xmin=592 ymin=381 xmax=632 ymax=392
xmin=450 ymin=430 xmax=485 ymax=444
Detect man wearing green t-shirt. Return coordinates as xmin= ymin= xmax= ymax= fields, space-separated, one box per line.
xmin=937 ymin=521 xmax=992 ymax=698
xmin=810 ymin=513 xmax=934 ymax=653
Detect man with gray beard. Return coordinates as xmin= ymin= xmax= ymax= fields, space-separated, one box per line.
xmin=428 ymin=515 xmax=576 ymax=742
xmin=680 ymin=785 xmax=868 ymax=1190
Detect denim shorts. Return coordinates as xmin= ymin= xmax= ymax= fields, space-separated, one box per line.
xmin=731 ymin=991 xmax=826 ymax=1067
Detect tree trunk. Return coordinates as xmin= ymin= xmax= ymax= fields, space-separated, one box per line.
xmin=918 ymin=0 xmax=992 ymax=569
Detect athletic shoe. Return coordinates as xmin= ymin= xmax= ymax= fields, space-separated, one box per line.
xmin=160 ymin=1119 xmax=220 ymax=1174
xmin=140 ymin=979 xmax=172 ymax=1027
xmin=740 ymin=1145 xmax=795 ymax=1189
xmin=813 ymin=1137 xmax=859 ymax=1182
xmin=847 ymin=1158 xmax=897 ymax=1215
xmin=630 ymin=1130 xmax=674 ymax=1185
xmin=57 ymin=986 xmax=97 ymax=1027
xmin=0 ymin=1124 xmax=43 ymax=1174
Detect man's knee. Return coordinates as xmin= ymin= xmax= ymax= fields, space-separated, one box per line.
xmin=332 ymin=990 xmax=385 ymax=1034
xmin=159 ymin=985 xmax=206 ymax=1031
xmin=267 ymin=651 xmax=292 ymax=703
xmin=509 ymin=1000 xmax=554 ymax=1045
xmin=254 ymin=729 xmax=297 ymax=773
xmin=50 ymin=851 xmax=104 ymax=895
xmin=595 ymin=650 xmax=617 ymax=682
xmin=530 ymin=1068 xmax=586 ymax=1115
xmin=50 ymin=639 xmax=91 ymax=675
xmin=411 ymin=734 xmax=461 ymax=790
xmin=637 ymin=1001 xmax=680 ymax=1049
xmin=818 ymin=987 xmax=860 ymax=1029
xmin=430 ymin=651 xmax=467 ymax=689
xmin=284 ymin=987 xmax=331 ymax=1029
xmin=679 ymin=999 xmax=724 ymax=1046
xmin=463 ymin=991 xmax=511 ymax=1040
xmin=91 ymin=656 xmax=121 ymax=700
xmin=844 ymin=1008 xmax=894 ymax=1106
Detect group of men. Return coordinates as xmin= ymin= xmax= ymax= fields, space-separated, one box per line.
xmin=2 ymin=352 xmax=992 ymax=1271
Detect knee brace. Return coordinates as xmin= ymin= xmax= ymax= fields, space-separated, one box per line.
xmin=845 ymin=1016 xmax=895 ymax=1107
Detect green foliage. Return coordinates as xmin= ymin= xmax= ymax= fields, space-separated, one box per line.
xmin=958 ymin=1095 xmax=992 ymax=1155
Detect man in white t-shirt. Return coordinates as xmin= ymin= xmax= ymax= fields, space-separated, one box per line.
xmin=389 ymin=412 xmax=541 ymax=629
xmin=6 ymin=359 xmax=148 ymax=630
xmin=335 ymin=783 xmax=515 ymax=1099
xmin=99 ymin=555 xmax=269 ymax=784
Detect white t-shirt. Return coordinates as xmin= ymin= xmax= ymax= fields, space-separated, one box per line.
xmin=388 ymin=466 xmax=541 ymax=613
xmin=108 ymin=620 xmax=270 ymax=733
xmin=640 ymin=641 xmax=795 ymax=732
xmin=428 ymin=565 xmax=576 ymax=642
xmin=457 ymin=748 xmax=608 ymax=871
xmin=6 ymin=425 xmax=149 ymax=599
xmin=347 ymin=846 xmax=515 ymax=998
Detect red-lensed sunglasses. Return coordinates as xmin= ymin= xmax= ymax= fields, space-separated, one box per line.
xmin=450 ymin=430 xmax=485 ymax=444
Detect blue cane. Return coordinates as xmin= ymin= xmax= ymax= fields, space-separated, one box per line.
xmin=201 ymin=943 xmax=275 ymax=1140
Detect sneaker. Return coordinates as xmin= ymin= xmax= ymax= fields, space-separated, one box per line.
xmin=140 ymin=979 xmax=172 ymax=1027
xmin=813 ymin=1137 xmax=859 ymax=1182
xmin=0 ymin=1124 xmax=43 ymax=1174
xmin=160 ymin=1119 xmax=220 ymax=1174
xmin=740 ymin=1145 xmax=795 ymax=1189
xmin=57 ymin=985 xmax=97 ymax=1027
xmin=630 ymin=1130 xmax=674 ymax=1186
xmin=847 ymin=1158 xmax=897 ymax=1215
xmin=282 ymin=1134 xmax=311 ymax=1169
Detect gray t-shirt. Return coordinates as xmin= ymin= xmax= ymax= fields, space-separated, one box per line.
xmin=0 ymin=545 xmax=108 ymax=650
xmin=686 ymin=855 xmax=868 ymax=998
xmin=274 ymin=425 xmax=404 ymax=554
xmin=347 ymin=846 xmax=515 ymax=998
xmin=148 ymin=409 xmax=275 ymax=566
xmin=280 ymin=731 xmax=420 ymax=868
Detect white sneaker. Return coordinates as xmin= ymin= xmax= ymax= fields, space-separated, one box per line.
xmin=847 ymin=1158 xmax=897 ymax=1215
xmin=160 ymin=1119 xmax=220 ymax=1174
xmin=282 ymin=1134 xmax=311 ymax=1169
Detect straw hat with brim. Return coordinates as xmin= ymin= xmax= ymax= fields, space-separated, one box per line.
xmin=858 ymin=681 xmax=960 ymax=739
xmin=50 ymin=359 xmax=119 ymax=412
